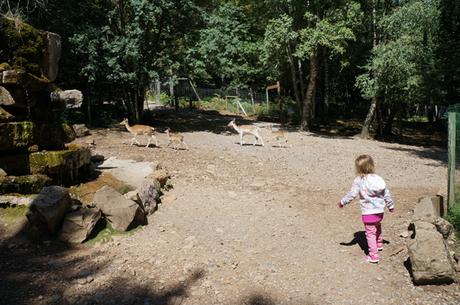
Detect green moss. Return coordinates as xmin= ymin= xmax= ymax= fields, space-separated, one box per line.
xmin=85 ymin=221 xmax=141 ymax=245
xmin=0 ymin=205 xmax=29 ymax=222
xmin=12 ymin=121 xmax=35 ymax=146
xmin=0 ymin=17 xmax=45 ymax=75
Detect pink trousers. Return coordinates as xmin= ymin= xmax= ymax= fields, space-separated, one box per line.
xmin=364 ymin=222 xmax=383 ymax=259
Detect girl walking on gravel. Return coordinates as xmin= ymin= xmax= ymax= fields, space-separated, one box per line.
xmin=339 ymin=155 xmax=394 ymax=263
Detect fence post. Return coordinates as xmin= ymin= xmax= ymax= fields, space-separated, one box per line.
xmin=448 ymin=111 xmax=457 ymax=208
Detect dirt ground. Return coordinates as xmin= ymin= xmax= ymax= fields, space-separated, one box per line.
xmin=1 ymin=109 xmax=458 ymax=305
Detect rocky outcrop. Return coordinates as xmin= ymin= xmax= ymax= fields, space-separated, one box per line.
xmin=414 ymin=196 xmax=445 ymax=218
xmin=93 ymin=186 xmax=145 ymax=231
xmin=73 ymin=124 xmax=90 ymax=137
xmin=27 ymin=186 xmax=72 ymax=235
xmin=136 ymin=179 xmax=161 ymax=215
xmin=0 ymin=106 xmax=13 ymax=121
xmin=148 ymin=168 xmax=170 ymax=188
xmin=0 ymin=17 xmax=91 ymax=190
xmin=59 ymin=208 xmax=101 ymax=243
xmin=50 ymin=90 xmax=83 ymax=108
xmin=0 ymin=174 xmax=51 ymax=194
xmin=0 ymin=86 xmax=15 ymax=105
xmin=406 ymin=196 xmax=458 ymax=285
xmin=407 ymin=221 xmax=457 ymax=284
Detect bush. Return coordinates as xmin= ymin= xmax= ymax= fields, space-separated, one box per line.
xmin=446 ymin=204 xmax=460 ymax=231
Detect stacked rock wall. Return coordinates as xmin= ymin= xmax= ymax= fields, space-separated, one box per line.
xmin=0 ymin=17 xmax=90 ymax=191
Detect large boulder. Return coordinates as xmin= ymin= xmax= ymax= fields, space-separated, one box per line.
xmin=414 ymin=196 xmax=445 ymax=218
xmin=0 ymin=106 xmax=13 ymax=121
xmin=27 ymin=186 xmax=72 ymax=235
xmin=0 ymin=174 xmax=51 ymax=194
xmin=136 ymin=179 xmax=161 ymax=215
xmin=50 ymin=90 xmax=83 ymax=108
xmin=73 ymin=124 xmax=90 ymax=138
xmin=0 ymin=121 xmax=35 ymax=151
xmin=407 ymin=221 xmax=457 ymax=284
xmin=0 ymin=86 xmax=15 ymax=105
xmin=59 ymin=208 xmax=101 ymax=243
xmin=29 ymin=145 xmax=91 ymax=185
xmin=148 ymin=169 xmax=170 ymax=188
xmin=93 ymin=186 xmax=145 ymax=231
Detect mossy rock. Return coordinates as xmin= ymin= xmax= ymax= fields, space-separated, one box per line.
xmin=61 ymin=123 xmax=76 ymax=143
xmin=0 ymin=174 xmax=51 ymax=194
xmin=29 ymin=145 xmax=91 ymax=185
xmin=0 ymin=17 xmax=45 ymax=76
xmin=0 ymin=121 xmax=35 ymax=151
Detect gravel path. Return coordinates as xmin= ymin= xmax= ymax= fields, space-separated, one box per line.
xmin=1 ymin=112 xmax=458 ymax=305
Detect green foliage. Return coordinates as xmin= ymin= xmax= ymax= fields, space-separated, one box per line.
xmin=356 ymin=0 xmax=441 ymax=106
xmin=296 ymin=2 xmax=361 ymax=59
xmin=195 ymin=3 xmax=263 ymax=86
xmin=446 ymin=204 xmax=460 ymax=231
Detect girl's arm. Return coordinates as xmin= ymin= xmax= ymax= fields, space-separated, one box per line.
xmin=384 ymin=188 xmax=394 ymax=210
xmin=340 ymin=178 xmax=360 ymax=206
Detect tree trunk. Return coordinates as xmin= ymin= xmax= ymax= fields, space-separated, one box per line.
xmin=286 ymin=46 xmax=302 ymax=114
xmin=323 ymin=48 xmax=330 ymax=118
xmin=360 ymin=97 xmax=377 ymax=139
xmin=300 ymin=53 xmax=319 ymax=131
xmin=360 ymin=0 xmax=379 ymax=138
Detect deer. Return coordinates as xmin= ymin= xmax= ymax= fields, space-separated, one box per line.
xmin=165 ymin=128 xmax=188 ymax=150
xmin=120 ymin=118 xmax=159 ymax=148
xmin=227 ymin=118 xmax=264 ymax=146
xmin=270 ymin=124 xmax=290 ymax=148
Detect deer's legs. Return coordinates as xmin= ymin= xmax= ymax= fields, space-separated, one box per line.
xmin=146 ymin=137 xmax=151 ymax=148
xmin=182 ymin=141 xmax=189 ymax=150
xmin=259 ymin=136 xmax=265 ymax=147
xmin=151 ymin=135 xmax=159 ymax=147
xmin=253 ymin=136 xmax=257 ymax=146
xmin=240 ymin=133 xmax=244 ymax=146
xmin=131 ymin=137 xmax=140 ymax=146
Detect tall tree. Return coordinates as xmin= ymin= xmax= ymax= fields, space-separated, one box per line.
xmin=356 ymin=0 xmax=441 ymax=136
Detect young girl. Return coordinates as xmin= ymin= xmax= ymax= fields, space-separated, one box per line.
xmin=339 ymin=155 xmax=394 ymax=263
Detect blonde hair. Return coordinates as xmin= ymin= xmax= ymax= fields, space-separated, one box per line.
xmin=355 ymin=155 xmax=375 ymax=176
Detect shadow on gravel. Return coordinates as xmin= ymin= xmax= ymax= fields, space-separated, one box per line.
xmin=238 ymin=292 xmax=316 ymax=305
xmin=143 ymin=108 xmax=256 ymax=135
xmin=0 ymin=218 xmax=206 ymax=305
xmin=340 ymin=231 xmax=391 ymax=255
xmin=379 ymin=145 xmax=447 ymax=165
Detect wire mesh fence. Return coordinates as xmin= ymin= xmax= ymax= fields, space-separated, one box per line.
xmin=150 ymin=79 xmax=275 ymax=105
xmin=448 ymin=104 xmax=460 ymax=208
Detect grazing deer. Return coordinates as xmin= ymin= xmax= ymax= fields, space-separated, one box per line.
xmin=270 ymin=124 xmax=290 ymax=148
xmin=227 ymin=118 xmax=264 ymax=146
xmin=120 ymin=118 xmax=159 ymax=148
xmin=165 ymin=128 xmax=188 ymax=150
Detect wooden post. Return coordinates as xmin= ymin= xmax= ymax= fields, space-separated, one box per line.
xmin=155 ymin=79 xmax=161 ymax=104
xmin=448 ymin=111 xmax=457 ymax=208
xmin=266 ymin=88 xmax=269 ymax=109
xmin=189 ymin=79 xmax=201 ymax=101
xmin=249 ymin=88 xmax=255 ymax=113
xmin=236 ymin=98 xmax=248 ymax=117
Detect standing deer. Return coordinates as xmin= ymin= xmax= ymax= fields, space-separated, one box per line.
xmin=270 ymin=124 xmax=290 ymax=148
xmin=165 ymin=128 xmax=188 ymax=150
xmin=120 ymin=118 xmax=159 ymax=148
xmin=227 ymin=118 xmax=264 ymax=146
